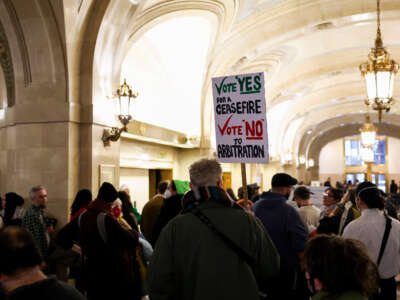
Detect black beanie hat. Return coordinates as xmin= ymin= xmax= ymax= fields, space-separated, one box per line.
xmin=97 ymin=182 xmax=118 ymax=203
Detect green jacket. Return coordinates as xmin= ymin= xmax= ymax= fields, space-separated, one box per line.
xmin=148 ymin=188 xmax=280 ymax=300
xmin=312 ymin=290 xmax=367 ymax=300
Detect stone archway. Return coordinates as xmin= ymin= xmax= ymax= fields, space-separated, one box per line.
xmin=302 ymin=123 xmax=400 ymax=181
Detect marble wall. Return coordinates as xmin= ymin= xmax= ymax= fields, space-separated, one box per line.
xmin=0 ymin=122 xmax=70 ymax=223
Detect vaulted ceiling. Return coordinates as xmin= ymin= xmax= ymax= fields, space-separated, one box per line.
xmin=120 ymin=0 xmax=400 ymax=163
xmin=2 ymin=0 xmax=400 ymax=165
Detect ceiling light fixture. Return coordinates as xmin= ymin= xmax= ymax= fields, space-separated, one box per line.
xmin=359 ymin=114 xmax=377 ymax=148
xmin=359 ymin=0 xmax=398 ymax=122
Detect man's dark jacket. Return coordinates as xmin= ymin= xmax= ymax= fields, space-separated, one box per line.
xmin=251 ymin=192 xmax=307 ymax=267
xmin=151 ymin=193 xmax=183 ymax=246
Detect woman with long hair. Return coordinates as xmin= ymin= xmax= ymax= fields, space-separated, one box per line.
xmin=70 ymin=189 xmax=92 ymax=221
xmin=3 ymin=192 xmax=25 ymax=226
xmin=118 ymin=191 xmax=139 ymax=232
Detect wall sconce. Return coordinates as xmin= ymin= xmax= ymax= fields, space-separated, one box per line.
xmin=307 ymin=158 xmax=315 ymax=168
xmin=102 ymin=79 xmax=138 ymax=146
xmin=296 ymin=155 xmax=306 ymax=166
xmin=178 ymin=135 xmax=200 ymax=145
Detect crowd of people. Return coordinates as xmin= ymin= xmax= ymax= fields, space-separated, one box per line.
xmin=0 ymin=158 xmax=399 ymax=300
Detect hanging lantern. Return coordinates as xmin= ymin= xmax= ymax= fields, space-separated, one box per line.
xmin=359 ymin=0 xmax=398 ymax=122
xmin=361 ymin=146 xmax=374 ymax=164
xmin=360 ymin=114 xmax=377 ymax=148
xmin=115 ymin=78 xmax=138 ymax=126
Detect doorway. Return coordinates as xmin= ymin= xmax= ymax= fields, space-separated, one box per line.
xmin=371 ymin=173 xmax=386 ymax=193
xmin=222 ymin=172 xmax=232 ymax=190
xmin=149 ymin=169 xmax=173 ymax=199
xmin=346 ymin=173 xmax=365 ymax=185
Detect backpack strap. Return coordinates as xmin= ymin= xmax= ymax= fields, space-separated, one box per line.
xmin=190 ymin=206 xmax=255 ymax=270
xmin=97 ymin=212 xmax=108 ymax=244
xmin=77 ymin=210 xmax=108 ymax=244
xmin=377 ymin=215 xmax=392 ymax=266
xmin=77 ymin=210 xmax=87 ymax=229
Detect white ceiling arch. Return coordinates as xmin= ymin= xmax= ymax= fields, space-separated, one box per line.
xmin=198 ymin=0 xmax=400 ymax=151
xmin=306 ymin=122 xmax=400 ymax=167
xmin=296 ymin=112 xmax=400 ymax=162
xmin=82 ymin=0 xmax=400 ymax=152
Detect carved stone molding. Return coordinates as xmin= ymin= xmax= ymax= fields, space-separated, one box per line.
xmin=0 ymin=20 xmax=14 ymax=107
xmin=3 ymin=0 xmax=31 ymax=88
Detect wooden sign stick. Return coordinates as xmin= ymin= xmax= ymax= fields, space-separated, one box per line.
xmin=241 ymin=162 xmax=248 ymax=206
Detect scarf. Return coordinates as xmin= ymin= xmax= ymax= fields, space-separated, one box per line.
xmin=181 ymin=186 xmax=240 ymax=212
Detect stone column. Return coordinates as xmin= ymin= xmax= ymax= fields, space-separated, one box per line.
xmin=296 ymin=165 xmax=307 ymax=183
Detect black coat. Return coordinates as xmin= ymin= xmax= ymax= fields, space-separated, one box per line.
xmin=150 ymin=194 xmax=183 ymax=246
xmin=57 ymin=204 xmax=140 ymax=300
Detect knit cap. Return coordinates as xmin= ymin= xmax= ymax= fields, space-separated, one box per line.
xmin=174 ymin=180 xmax=190 ymax=195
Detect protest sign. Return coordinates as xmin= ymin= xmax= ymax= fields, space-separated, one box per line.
xmin=212 ymin=72 xmax=269 ymax=163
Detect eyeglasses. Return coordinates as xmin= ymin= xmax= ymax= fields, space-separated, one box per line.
xmin=323 ymin=193 xmax=334 ymax=198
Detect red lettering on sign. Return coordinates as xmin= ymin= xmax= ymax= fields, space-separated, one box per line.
xmin=218 ymin=115 xmax=233 ymax=135
xmin=243 ymin=119 xmax=264 ymax=140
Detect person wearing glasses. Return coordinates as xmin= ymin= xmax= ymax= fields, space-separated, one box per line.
xmin=317 ymin=187 xmax=343 ymax=235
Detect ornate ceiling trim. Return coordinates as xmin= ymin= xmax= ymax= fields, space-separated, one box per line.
xmin=127 ymin=0 xmax=238 ymax=42
xmin=2 ymin=0 xmax=31 ymax=88
xmin=0 ymin=20 xmax=14 ymax=107
xmin=46 ymin=0 xmax=69 ymax=103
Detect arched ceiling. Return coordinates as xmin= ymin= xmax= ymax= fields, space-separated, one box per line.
xmin=298 ymin=112 xmax=400 ymax=157
xmin=202 ymin=0 xmax=400 ymax=160
xmin=307 ymin=122 xmax=400 ymax=166
xmin=5 ymin=0 xmax=398 ymax=158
